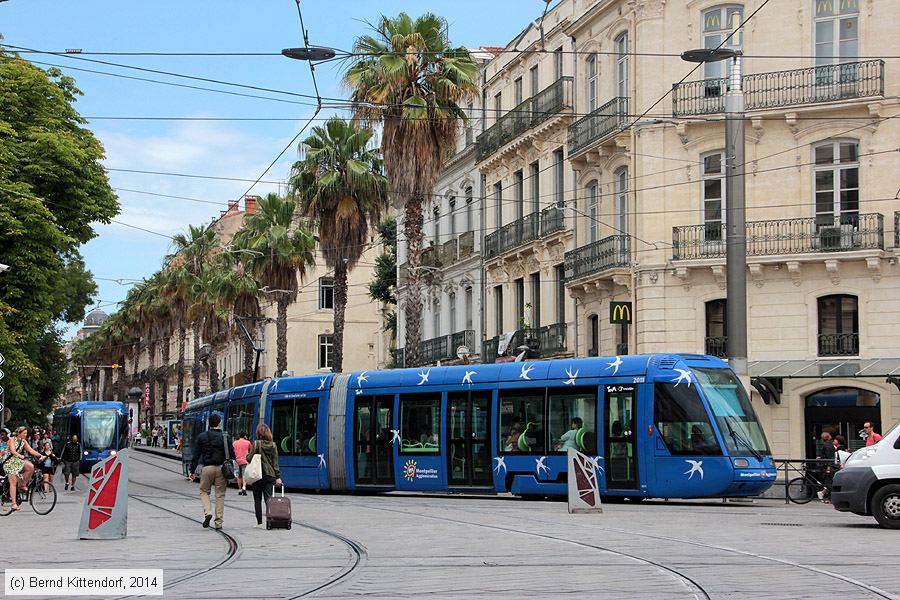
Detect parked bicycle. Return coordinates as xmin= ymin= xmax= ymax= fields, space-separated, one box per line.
xmin=0 ymin=459 xmax=58 ymax=516
xmin=787 ymin=464 xmax=834 ymax=504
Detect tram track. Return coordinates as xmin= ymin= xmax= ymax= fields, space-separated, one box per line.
xmin=131 ymin=451 xmax=898 ymax=599
xmin=128 ymin=453 xmax=366 ymax=598
xmin=130 ymin=453 xmax=707 ymax=599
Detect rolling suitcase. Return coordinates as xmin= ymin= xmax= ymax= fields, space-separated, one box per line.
xmin=266 ymin=485 xmax=292 ymax=530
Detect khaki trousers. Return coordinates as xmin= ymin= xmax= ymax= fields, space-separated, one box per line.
xmin=199 ymin=465 xmax=227 ymax=527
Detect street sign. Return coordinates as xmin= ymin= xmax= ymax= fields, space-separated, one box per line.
xmin=0 ymin=401 xmax=4 ymax=412
xmin=0 ymin=351 xmax=4 ymax=367
xmin=0 ymin=368 xmax=4 ymax=380
xmin=609 ymin=301 xmax=633 ymax=324
xmin=0 ymin=385 xmax=4 ymax=396
xmin=143 ymin=383 xmax=150 ymax=409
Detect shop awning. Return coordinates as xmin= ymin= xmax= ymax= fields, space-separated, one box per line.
xmin=747 ymin=358 xmax=900 ymax=405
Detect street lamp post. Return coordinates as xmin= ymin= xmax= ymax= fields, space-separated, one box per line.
xmin=681 ymin=48 xmax=748 ymax=379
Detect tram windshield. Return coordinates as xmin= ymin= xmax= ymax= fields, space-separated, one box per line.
xmin=694 ymin=368 xmax=771 ymax=457
xmin=82 ymin=409 xmax=117 ymax=451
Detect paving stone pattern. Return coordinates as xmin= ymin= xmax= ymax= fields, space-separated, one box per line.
xmin=2 ymin=451 xmax=898 ymax=600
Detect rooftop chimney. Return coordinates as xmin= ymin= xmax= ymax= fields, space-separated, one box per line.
xmin=244 ymin=195 xmax=259 ymax=214
xmin=227 ymin=200 xmax=239 ymax=213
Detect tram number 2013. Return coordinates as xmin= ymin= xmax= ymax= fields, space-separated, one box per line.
xmin=632 ymin=377 xmax=645 ymax=383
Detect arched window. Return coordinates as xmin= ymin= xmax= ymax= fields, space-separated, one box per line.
xmin=705 ymin=299 xmax=727 ymax=357
xmin=448 ymin=292 xmax=457 ymax=334
xmin=464 ymin=186 xmax=474 ymax=231
xmin=817 ymin=294 xmax=858 ymax=356
xmin=702 ymin=151 xmax=726 ymax=242
xmin=587 ymin=180 xmax=599 ymax=243
xmin=587 ymin=53 xmax=599 ymax=111
xmin=432 ymin=299 xmax=441 ymax=339
xmin=813 ymin=140 xmax=859 ymax=236
xmin=702 ymin=5 xmax=744 ymax=81
xmin=615 ymin=33 xmax=629 ymax=99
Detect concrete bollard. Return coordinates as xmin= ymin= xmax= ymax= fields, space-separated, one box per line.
xmin=567 ymin=448 xmax=603 ymax=514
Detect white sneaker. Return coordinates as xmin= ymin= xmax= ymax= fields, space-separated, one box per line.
xmin=254 ymin=523 xmax=264 ymax=529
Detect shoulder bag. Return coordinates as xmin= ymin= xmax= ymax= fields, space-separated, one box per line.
xmin=243 ymin=442 xmax=263 ymax=486
xmin=221 ymin=431 xmax=237 ymax=482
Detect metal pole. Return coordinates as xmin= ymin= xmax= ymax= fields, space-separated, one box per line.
xmin=725 ymin=55 xmax=747 ymax=379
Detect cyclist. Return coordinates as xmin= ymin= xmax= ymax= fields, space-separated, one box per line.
xmin=3 ymin=426 xmax=45 ymax=511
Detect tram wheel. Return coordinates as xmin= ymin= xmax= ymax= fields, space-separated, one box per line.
xmin=787 ymin=477 xmax=816 ymax=504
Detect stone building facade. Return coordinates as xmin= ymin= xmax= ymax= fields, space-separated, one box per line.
xmin=401 ymin=0 xmax=900 ymax=458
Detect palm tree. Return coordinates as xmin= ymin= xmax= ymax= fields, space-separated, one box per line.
xmin=232 ymin=193 xmax=316 ymax=375
xmin=213 ymin=252 xmax=263 ymax=384
xmin=291 ymin=117 xmax=388 ymax=373
xmin=169 ymin=225 xmax=218 ymax=400
xmin=343 ymin=12 xmax=478 ymax=366
xmin=188 ymin=264 xmax=230 ymax=393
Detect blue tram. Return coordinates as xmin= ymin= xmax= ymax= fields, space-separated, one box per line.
xmin=182 ymin=354 xmax=777 ymax=498
xmin=53 ymin=401 xmax=129 ymax=473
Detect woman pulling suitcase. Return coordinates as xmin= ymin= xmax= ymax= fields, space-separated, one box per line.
xmin=246 ymin=424 xmax=283 ymax=529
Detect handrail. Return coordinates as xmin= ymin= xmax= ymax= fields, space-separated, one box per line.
xmin=773 ymin=457 xmax=838 ymax=504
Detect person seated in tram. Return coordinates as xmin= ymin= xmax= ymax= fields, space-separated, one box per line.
xmin=690 ymin=424 xmax=718 ymax=455
xmin=555 ymin=417 xmax=583 ymax=451
xmin=504 ymin=421 xmax=524 ymax=452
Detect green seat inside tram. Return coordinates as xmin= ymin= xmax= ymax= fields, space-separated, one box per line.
xmin=517 ymin=423 xmax=534 ymax=452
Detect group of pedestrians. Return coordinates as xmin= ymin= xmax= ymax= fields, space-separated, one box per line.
xmin=816 ymin=422 xmax=882 ymax=502
xmin=188 ymin=414 xmax=282 ymax=530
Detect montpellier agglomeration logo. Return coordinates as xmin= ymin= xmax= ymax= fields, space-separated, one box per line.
xmin=403 ymin=459 xmax=417 ymax=481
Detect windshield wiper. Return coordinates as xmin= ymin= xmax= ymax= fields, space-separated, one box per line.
xmin=725 ymin=419 xmax=763 ymax=461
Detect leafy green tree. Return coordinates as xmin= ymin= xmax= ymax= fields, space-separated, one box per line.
xmin=291 ymin=117 xmax=388 ymax=373
xmin=0 ymin=51 xmax=117 ymax=424
xmin=344 ymin=12 xmax=478 ymax=366
xmin=233 ymin=194 xmax=316 ymax=375
xmin=368 ymin=217 xmax=397 ymax=305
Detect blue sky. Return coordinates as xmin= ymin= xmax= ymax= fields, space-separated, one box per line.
xmin=1 ymin=0 xmax=538 ymax=337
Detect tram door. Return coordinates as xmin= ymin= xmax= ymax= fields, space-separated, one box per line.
xmin=447 ymin=393 xmax=492 ymax=487
xmin=604 ymin=384 xmax=639 ymax=489
xmin=354 ymin=395 xmax=394 ymax=486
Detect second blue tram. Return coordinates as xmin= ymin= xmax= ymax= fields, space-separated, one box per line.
xmin=53 ymin=401 xmax=129 ymax=473
xmin=182 ymin=354 xmax=777 ymax=498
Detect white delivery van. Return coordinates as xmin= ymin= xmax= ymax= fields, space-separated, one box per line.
xmin=831 ymin=421 xmax=900 ymax=529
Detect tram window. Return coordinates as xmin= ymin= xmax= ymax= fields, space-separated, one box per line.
xmin=228 ymin=402 xmax=255 ymax=438
xmin=271 ymin=400 xmax=295 ymax=455
xmin=499 ymin=392 xmax=545 ymax=454
xmin=654 ymin=383 xmax=721 ymax=455
xmin=71 ymin=416 xmax=81 ymax=440
xmin=83 ymin=410 xmax=116 ymax=451
xmin=400 ymin=394 xmax=441 ymax=454
xmin=548 ymin=388 xmax=597 ymax=454
xmin=294 ymin=400 xmax=318 ymax=456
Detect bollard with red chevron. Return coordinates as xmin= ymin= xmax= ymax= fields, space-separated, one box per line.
xmin=78 ymin=449 xmax=129 ymax=539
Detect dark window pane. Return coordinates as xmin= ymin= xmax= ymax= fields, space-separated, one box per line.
xmin=840 ymin=167 xmax=858 ymax=190
xmin=400 ymin=396 xmax=441 ymax=453
xmin=549 ymin=389 xmax=597 ymax=454
xmin=704 ymin=178 xmax=722 ymax=200
xmin=704 ymin=200 xmax=722 ymax=222
xmin=815 ymin=170 xmax=834 ymax=191
xmin=654 ymin=383 xmax=721 ymax=455
xmin=703 ymin=153 xmax=722 ymax=174
xmin=839 ymin=142 xmax=858 ymax=163
xmin=815 ymin=144 xmax=834 ymax=165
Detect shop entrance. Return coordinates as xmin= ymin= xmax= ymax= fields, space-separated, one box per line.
xmin=804 ymin=387 xmax=880 ymax=458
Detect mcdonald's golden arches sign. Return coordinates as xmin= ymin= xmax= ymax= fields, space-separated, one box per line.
xmin=609 ymin=301 xmax=633 ymax=324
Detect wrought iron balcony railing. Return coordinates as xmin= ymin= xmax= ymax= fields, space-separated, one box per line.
xmin=672 ymin=213 xmax=884 ymax=260
xmin=672 ymin=60 xmax=885 ymax=116
xmin=392 ymin=348 xmax=405 ymax=368
xmin=894 ymin=211 xmax=899 ymax=249
xmin=484 ymin=211 xmax=540 ymax=259
xmin=536 ymin=322 xmax=567 ymax=355
xmin=540 ymin=204 xmax=565 ymax=237
xmin=568 ymin=96 xmax=629 ymax=156
xmin=818 ymin=333 xmax=859 ymax=357
xmin=418 ymin=330 xmax=476 ymax=365
xmin=482 ymin=336 xmax=499 ymax=364
xmin=564 ymin=235 xmax=631 ymax=282
xmin=705 ymin=336 xmax=727 ymax=358
xmin=476 ymin=77 xmax=573 ymax=161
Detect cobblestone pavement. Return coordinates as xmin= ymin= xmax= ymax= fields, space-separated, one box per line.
xmin=2 ymin=450 xmax=898 ymax=600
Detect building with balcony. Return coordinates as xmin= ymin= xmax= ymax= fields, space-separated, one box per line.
xmin=449 ymin=0 xmax=900 ymax=459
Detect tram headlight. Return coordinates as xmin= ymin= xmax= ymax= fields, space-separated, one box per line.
xmin=733 ymin=458 xmax=750 ymax=468
xmin=110 ymin=450 xmax=117 ymax=457
xmin=83 ymin=451 xmax=89 ymax=456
